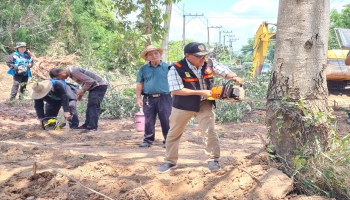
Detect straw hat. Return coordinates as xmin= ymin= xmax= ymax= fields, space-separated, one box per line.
xmin=15 ymin=42 xmax=27 ymax=49
xmin=140 ymin=45 xmax=163 ymax=60
xmin=30 ymin=80 xmax=52 ymax=99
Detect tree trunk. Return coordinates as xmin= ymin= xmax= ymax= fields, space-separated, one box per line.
xmin=267 ymin=0 xmax=331 ymax=164
xmin=144 ymin=0 xmax=151 ymax=47
xmin=161 ymin=3 xmax=172 ymax=61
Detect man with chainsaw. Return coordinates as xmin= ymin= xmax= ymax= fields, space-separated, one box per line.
xmin=30 ymin=79 xmax=72 ymax=129
xmin=136 ymin=45 xmax=172 ymax=148
xmin=157 ymin=42 xmax=243 ymax=173
xmin=49 ymin=67 xmax=108 ymax=133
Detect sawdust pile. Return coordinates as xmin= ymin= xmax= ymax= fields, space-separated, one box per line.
xmin=29 ymin=52 xmax=79 ymax=79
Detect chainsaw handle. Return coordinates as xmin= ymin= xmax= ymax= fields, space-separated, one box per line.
xmin=225 ymin=78 xmax=243 ymax=87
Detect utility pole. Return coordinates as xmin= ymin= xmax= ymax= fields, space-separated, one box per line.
xmin=228 ymin=36 xmax=239 ymax=63
xmin=224 ymin=34 xmax=235 ymax=46
xmin=221 ymin=31 xmax=232 ymax=45
xmin=207 ymin=19 xmax=221 ymax=47
xmin=183 ymin=13 xmax=203 ymax=47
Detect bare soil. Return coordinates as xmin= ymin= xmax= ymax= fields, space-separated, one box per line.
xmin=0 ymin=64 xmax=349 ymax=200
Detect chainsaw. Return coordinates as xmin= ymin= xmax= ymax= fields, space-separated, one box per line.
xmin=41 ymin=117 xmax=66 ymax=130
xmin=208 ymin=78 xmax=245 ymax=102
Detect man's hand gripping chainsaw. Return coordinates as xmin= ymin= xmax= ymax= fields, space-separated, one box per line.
xmin=208 ymin=78 xmax=245 ymax=102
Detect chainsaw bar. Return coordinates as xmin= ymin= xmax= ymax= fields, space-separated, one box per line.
xmin=216 ymin=98 xmax=267 ymax=103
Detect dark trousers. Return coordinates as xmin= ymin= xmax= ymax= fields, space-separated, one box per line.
xmin=45 ymin=102 xmax=61 ymax=118
xmin=44 ymin=100 xmax=79 ymax=128
xmin=83 ymin=85 xmax=107 ymax=130
xmin=11 ymin=75 xmax=28 ymax=99
xmin=142 ymin=94 xmax=172 ymax=144
xmin=69 ymin=100 xmax=79 ymax=128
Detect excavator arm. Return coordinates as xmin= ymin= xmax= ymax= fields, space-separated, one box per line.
xmin=252 ymin=22 xmax=276 ymax=78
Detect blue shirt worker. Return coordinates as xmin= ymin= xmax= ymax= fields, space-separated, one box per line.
xmin=30 ymin=80 xmax=72 ymax=128
xmin=52 ymin=79 xmax=80 ymax=129
xmin=6 ymin=42 xmax=34 ymax=100
xmin=136 ymin=45 xmax=172 ymax=148
xmin=157 ymin=42 xmax=244 ymax=173
xmin=49 ymin=67 xmax=108 ymax=133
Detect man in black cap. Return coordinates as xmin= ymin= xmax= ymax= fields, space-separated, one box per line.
xmin=157 ymin=42 xmax=244 ymax=173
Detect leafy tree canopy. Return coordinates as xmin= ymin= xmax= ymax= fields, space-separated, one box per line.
xmin=329 ymin=4 xmax=350 ymax=49
xmin=0 ymin=0 xmax=181 ymax=73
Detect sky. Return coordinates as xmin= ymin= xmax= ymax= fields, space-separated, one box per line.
xmin=168 ymin=0 xmax=349 ymax=53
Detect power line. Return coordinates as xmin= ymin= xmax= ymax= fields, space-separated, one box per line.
xmin=173 ymin=3 xmax=188 ymax=15
xmin=193 ymin=18 xmax=207 ymax=28
xmin=172 ymin=7 xmax=182 ymax=15
xmin=172 ymin=16 xmax=277 ymax=20
xmin=183 ymin=13 xmax=204 ymax=47
xmin=332 ymin=0 xmax=344 ymax=10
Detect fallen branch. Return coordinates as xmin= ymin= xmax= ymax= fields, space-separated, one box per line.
xmin=139 ymin=180 xmax=151 ymax=200
xmin=34 ymin=161 xmax=114 ymax=200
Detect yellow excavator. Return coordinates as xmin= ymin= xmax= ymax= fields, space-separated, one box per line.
xmin=251 ymin=22 xmax=276 ymax=78
xmin=252 ymin=22 xmax=350 ymax=89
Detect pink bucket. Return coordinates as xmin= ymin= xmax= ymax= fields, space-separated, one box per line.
xmin=135 ymin=109 xmax=145 ymax=132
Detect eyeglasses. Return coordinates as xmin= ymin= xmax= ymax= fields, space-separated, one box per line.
xmin=190 ymin=54 xmax=207 ymax=59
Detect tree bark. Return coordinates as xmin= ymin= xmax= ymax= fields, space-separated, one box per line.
xmin=161 ymin=3 xmax=172 ymax=61
xmin=144 ymin=0 xmax=151 ymax=47
xmin=267 ymin=0 xmax=331 ymax=164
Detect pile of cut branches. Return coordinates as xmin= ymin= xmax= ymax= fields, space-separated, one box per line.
xmin=29 ymin=52 xmax=79 ymax=79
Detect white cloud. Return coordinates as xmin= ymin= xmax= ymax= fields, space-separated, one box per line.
xmin=231 ymin=0 xmax=278 ymax=15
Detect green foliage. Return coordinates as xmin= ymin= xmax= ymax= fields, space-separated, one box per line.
xmin=240 ymin=38 xmax=254 ymax=55
xmin=214 ymin=70 xmax=270 ymax=123
xmin=329 ymin=4 xmax=350 ymax=49
xmin=166 ymin=40 xmax=190 ymax=61
xmin=100 ymin=84 xmax=139 ymax=119
xmin=289 ymin=133 xmax=350 ymax=199
xmin=0 ymin=0 xmax=182 ymax=74
xmin=212 ymin=43 xmax=231 ymax=64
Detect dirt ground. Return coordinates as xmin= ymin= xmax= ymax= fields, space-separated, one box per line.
xmin=0 ymin=63 xmax=349 ymax=200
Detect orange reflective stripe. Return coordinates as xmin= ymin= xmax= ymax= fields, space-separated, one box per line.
xmin=203 ymin=74 xmax=214 ymax=79
xmin=182 ymin=77 xmax=198 ymax=82
xmin=174 ymin=62 xmax=182 ymax=67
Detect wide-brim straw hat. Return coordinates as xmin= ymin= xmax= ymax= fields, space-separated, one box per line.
xmin=30 ymin=80 xmax=52 ymax=99
xmin=140 ymin=45 xmax=163 ymax=60
xmin=15 ymin=42 xmax=27 ymax=49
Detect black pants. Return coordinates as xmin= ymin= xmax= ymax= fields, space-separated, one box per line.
xmin=11 ymin=75 xmax=28 ymax=99
xmin=83 ymin=85 xmax=108 ymax=130
xmin=69 ymin=100 xmax=79 ymax=128
xmin=142 ymin=94 xmax=172 ymax=144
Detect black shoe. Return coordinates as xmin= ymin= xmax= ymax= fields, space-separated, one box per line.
xmin=208 ymin=161 xmax=221 ymax=171
xmin=78 ymin=125 xmax=87 ymax=129
xmin=70 ymin=127 xmax=80 ymax=130
xmin=81 ymin=129 xmax=97 ymax=134
xmin=139 ymin=142 xmax=151 ymax=148
xmin=59 ymin=123 xmax=66 ymax=129
xmin=157 ymin=162 xmax=177 ymax=173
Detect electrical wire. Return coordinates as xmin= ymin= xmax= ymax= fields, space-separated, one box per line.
xmin=173 ymin=3 xmax=188 ymax=15
xmin=332 ymin=0 xmax=344 ymax=10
